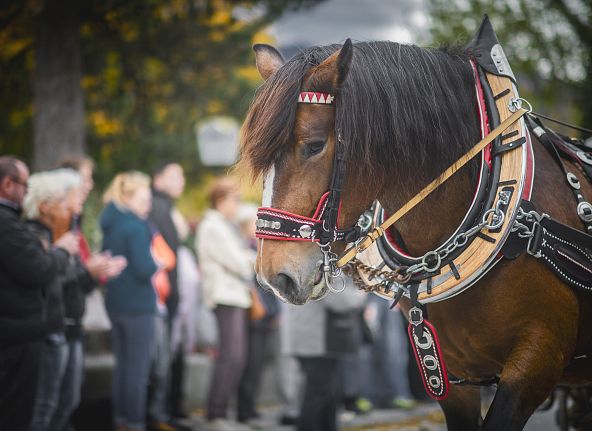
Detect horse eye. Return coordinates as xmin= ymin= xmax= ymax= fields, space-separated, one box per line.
xmin=303 ymin=141 xmax=326 ymax=158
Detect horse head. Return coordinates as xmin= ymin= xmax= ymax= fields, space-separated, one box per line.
xmin=240 ymin=40 xmax=377 ymax=304
xmin=241 ymin=40 xmax=481 ymax=304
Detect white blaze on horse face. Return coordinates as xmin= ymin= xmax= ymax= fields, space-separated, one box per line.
xmin=262 ymin=165 xmax=275 ymax=207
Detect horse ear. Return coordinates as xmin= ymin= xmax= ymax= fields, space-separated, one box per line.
xmin=311 ymin=38 xmax=353 ymax=91
xmin=253 ymin=44 xmax=285 ymax=81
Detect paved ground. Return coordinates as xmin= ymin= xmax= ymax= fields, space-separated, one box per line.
xmin=175 ymin=400 xmax=561 ymax=431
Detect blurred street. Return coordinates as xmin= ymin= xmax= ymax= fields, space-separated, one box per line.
xmin=170 ymin=399 xmax=560 ymax=431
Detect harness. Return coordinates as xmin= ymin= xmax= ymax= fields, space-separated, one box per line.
xmin=255 ymin=16 xmax=592 ymax=399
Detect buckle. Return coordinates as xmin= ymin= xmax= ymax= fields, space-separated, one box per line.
xmin=409 ymin=306 xmax=424 ymax=326
xmin=526 ymin=222 xmax=543 ymax=258
xmin=577 ymin=201 xmax=592 ymax=223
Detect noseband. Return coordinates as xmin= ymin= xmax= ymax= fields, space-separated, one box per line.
xmin=255 ymin=91 xmax=362 ymax=291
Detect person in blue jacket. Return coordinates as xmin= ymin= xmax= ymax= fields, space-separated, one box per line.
xmin=100 ymin=171 xmax=158 ymax=431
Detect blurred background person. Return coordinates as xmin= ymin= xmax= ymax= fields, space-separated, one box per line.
xmin=147 ymin=222 xmax=176 ymax=431
xmin=339 ymin=299 xmax=374 ymax=419
xmin=149 ymin=162 xmax=187 ymax=425
xmin=359 ymin=295 xmax=416 ymax=410
xmin=283 ymin=277 xmax=366 ymax=431
xmin=236 ymin=204 xmax=281 ymax=425
xmin=196 ymin=177 xmax=253 ymax=431
xmin=101 ymin=171 xmax=158 ymax=431
xmin=276 ymin=325 xmax=304 ymax=426
xmin=0 ymin=157 xmax=77 ymax=431
xmin=170 ymin=210 xmax=199 ymax=373
xmin=49 ymin=161 xmax=127 ymax=431
xmin=23 ymin=169 xmax=82 ymax=431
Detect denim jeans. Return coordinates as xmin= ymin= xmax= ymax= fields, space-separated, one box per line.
xmin=30 ymin=333 xmax=68 ymax=431
xmin=110 ymin=313 xmax=156 ymax=430
xmin=148 ymin=311 xmax=170 ymax=423
xmin=48 ymin=337 xmax=84 ymax=431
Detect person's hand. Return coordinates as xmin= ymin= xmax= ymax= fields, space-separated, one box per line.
xmin=54 ymin=232 xmax=79 ymax=256
xmin=84 ymin=254 xmax=111 ymax=280
xmin=104 ymin=255 xmax=127 ymax=279
xmin=85 ymin=253 xmax=127 ymax=280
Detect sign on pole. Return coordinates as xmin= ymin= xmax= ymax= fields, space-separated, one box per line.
xmin=196 ymin=116 xmax=240 ymax=167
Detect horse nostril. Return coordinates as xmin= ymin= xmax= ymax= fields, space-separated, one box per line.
xmin=273 ymin=272 xmax=297 ymax=292
xmin=271 ymin=272 xmax=306 ymax=305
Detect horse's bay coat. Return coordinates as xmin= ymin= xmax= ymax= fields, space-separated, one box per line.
xmin=197 ymin=209 xmax=253 ymax=309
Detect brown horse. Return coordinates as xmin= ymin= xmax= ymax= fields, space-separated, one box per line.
xmin=240 ymin=36 xmax=592 ymax=430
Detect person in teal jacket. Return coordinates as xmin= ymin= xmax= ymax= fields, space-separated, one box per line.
xmin=100 ymin=171 xmax=157 ymax=431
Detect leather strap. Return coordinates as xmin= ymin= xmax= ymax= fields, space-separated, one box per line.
xmin=525 ymin=115 xmax=592 ymax=233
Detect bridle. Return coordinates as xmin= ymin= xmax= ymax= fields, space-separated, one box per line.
xmin=255 ymin=89 xmax=530 ymax=292
xmin=255 ymin=91 xmax=362 ymax=291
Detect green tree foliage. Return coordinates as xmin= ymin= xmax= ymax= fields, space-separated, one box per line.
xmin=0 ymin=0 xmax=321 ymax=183
xmin=429 ymin=0 xmax=592 ymax=131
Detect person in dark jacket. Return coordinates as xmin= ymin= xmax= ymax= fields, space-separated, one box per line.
xmin=0 ymin=157 xmax=79 ymax=431
xmin=149 ymin=162 xmax=187 ymax=425
xmin=24 ymin=169 xmax=93 ymax=431
xmin=101 ymin=171 xmax=158 ymax=431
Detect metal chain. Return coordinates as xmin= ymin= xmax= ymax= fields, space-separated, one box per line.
xmin=510 ymin=207 xmax=549 ymax=238
xmin=406 ymin=190 xmax=511 ymax=275
xmin=343 ymin=259 xmax=407 ymax=293
xmin=346 ymin=190 xmax=512 ymax=292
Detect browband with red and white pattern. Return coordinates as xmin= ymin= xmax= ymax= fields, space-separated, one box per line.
xmin=298 ymin=92 xmax=335 ymax=105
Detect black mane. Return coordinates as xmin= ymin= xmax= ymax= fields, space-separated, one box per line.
xmin=241 ymin=41 xmax=480 ymax=188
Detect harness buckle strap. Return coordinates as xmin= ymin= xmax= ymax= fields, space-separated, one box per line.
xmin=409 ymin=306 xmax=424 ymax=326
xmin=526 ymin=222 xmax=544 ymax=258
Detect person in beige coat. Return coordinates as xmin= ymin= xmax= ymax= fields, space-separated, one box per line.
xmin=196 ymin=177 xmax=253 ymax=430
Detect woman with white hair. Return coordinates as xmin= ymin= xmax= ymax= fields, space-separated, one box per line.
xmin=24 ymin=169 xmax=82 ymax=431
xmin=26 ymin=169 xmax=125 ymax=431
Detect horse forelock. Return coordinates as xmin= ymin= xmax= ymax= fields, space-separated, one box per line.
xmin=239 ymin=45 xmax=341 ymax=182
xmin=240 ymin=41 xmax=480 ymax=189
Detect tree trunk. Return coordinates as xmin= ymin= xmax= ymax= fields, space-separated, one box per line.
xmin=33 ymin=0 xmax=84 ymax=170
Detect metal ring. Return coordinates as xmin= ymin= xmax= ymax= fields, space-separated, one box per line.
xmin=483 ymin=208 xmax=505 ymax=230
xmin=508 ymin=97 xmax=533 ymax=114
xmin=422 ymin=250 xmax=442 ymax=273
xmin=326 ymin=273 xmax=346 ymax=293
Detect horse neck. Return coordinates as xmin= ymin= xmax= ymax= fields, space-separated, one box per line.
xmin=378 ymin=158 xmax=476 ymax=257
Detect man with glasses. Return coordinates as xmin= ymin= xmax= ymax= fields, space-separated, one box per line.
xmin=0 ymin=156 xmax=78 ymax=431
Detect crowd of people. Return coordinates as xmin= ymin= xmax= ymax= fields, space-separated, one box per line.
xmin=0 ymin=154 xmax=418 ymax=431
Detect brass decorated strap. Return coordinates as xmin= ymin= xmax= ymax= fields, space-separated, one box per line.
xmin=336 ymin=107 xmax=529 ymax=268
